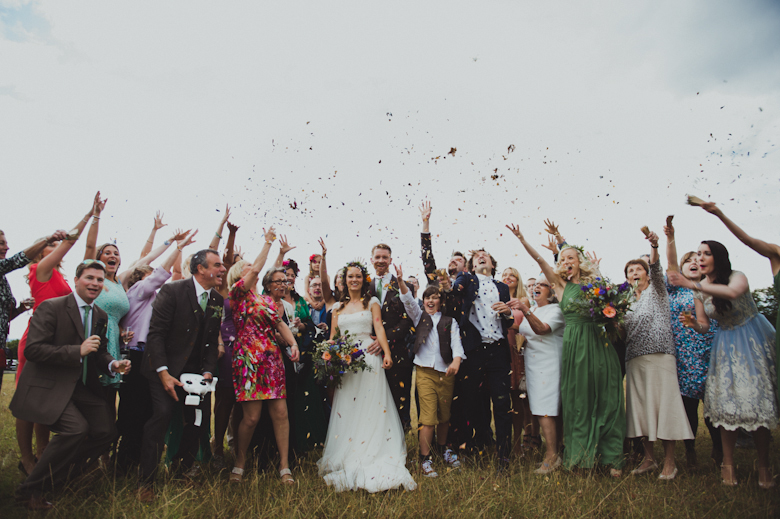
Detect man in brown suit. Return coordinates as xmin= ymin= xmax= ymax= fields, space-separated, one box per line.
xmin=138 ymin=249 xmax=225 ymax=501
xmin=10 ymin=261 xmax=130 ymax=511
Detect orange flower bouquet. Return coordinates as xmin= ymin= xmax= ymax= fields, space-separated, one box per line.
xmin=565 ymin=277 xmax=634 ymax=339
xmin=312 ymin=329 xmax=371 ymax=388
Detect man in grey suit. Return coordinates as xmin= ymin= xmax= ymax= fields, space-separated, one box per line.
xmin=138 ymin=249 xmax=225 ymax=502
xmin=10 ymin=260 xmax=130 ymax=511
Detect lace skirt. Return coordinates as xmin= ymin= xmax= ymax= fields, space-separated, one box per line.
xmin=703 ymin=314 xmax=779 ymax=431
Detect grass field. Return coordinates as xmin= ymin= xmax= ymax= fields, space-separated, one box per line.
xmin=1 ymin=372 xmax=778 ymax=518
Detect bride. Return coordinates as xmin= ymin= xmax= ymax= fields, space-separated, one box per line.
xmin=317 ymin=261 xmax=417 ymax=492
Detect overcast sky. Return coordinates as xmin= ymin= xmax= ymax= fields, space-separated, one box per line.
xmin=2 ymin=0 xmax=779 ymax=340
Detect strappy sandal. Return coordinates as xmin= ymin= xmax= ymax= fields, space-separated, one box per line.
xmin=229 ymin=467 xmax=244 ymax=483
xmin=721 ymin=464 xmax=737 ymax=486
xmin=280 ymin=467 xmax=295 ymax=485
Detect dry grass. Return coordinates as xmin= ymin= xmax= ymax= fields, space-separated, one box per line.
xmin=1 ymin=372 xmax=778 ymax=518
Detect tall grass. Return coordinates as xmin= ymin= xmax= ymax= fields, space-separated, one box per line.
xmin=1 ymin=372 xmax=778 ymax=518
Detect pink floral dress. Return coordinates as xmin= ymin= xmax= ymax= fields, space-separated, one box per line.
xmin=230 ymin=278 xmax=286 ymax=401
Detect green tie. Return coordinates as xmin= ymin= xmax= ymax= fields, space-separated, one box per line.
xmin=199 ymin=291 xmax=208 ymax=312
xmin=82 ymin=305 xmax=90 ymax=385
xmin=376 ymin=280 xmax=383 ymax=303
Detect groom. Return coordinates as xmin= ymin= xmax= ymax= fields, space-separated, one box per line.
xmin=138 ymin=249 xmax=225 ymax=501
xmin=367 ymin=243 xmax=414 ymax=430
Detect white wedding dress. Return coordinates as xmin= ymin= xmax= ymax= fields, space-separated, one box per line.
xmin=317 ymin=298 xmax=417 ymax=492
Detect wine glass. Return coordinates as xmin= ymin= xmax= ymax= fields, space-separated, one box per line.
xmin=119 ymin=327 xmax=131 ymax=383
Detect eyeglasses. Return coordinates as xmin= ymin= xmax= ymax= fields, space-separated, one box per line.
xmin=270 ymin=280 xmax=290 ymax=285
xmin=81 ymin=259 xmax=106 ymax=268
xmin=534 ymin=283 xmax=551 ymax=289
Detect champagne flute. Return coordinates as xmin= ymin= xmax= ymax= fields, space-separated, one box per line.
xmin=682 ymin=307 xmax=694 ymax=327
xmin=119 ymin=327 xmax=131 ymax=383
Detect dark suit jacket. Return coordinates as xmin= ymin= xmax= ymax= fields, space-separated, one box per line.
xmin=367 ymin=275 xmax=413 ymax=349
xmin=10 ymin=294 xmax=112 ymax=425
xmin=420 ymin=232 xmax=460 ymax=318
xmin=452 ymin=272 xmax=514 ymax=352
xmin=142 ymin=278 xmax=223 ymax=380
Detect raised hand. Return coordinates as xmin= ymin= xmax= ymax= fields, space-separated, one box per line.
xmin=393 ymin=263 xmax=404 ymax=280
xmin=646 ymin=231 xmax=660 ymax=248
xmin=278 ymin=235 xmax=296 ymax=255
xmin=318 ymin=237 xmax=327 ymax=255
xmin=179 ymin=229 xmax=198 ymax=249
xmin=505 ymin=224 xmax=524 ymax=241
xmin=585 ymin=251 xmax=601 ymax=267
xmin=263 ymin=226 xmax=276 ymax=244
xmin=663 ymin=224 xmax=675 ymax=237
xmin=541 ymin=235 xmax=558 ymax=254
xmin=47 ymin=230 xmax=68 ymax=243
xmin=171 ymin=228 xmax=190 ymax=242
xmin=667 ymin=270 xmax=694 ymax=289
xmin=221 ymin=204 xmax=231 ymax=224
xmin=700 ymin=201 xmax=722 ymax=216
xmin=226 ymin=221 xmax=239 ymax=234
xmin=419 ymin=201 xmax=432 ymax=221
xmin=153 ymin=211 xmax=167 ymax=231
xmin=92 ymin=191 xmax=107 ymax=216
xmin=543 ymin=219 xmax=559 ymax=237
xmin=233 ymin=245 xmax=243 ymax=261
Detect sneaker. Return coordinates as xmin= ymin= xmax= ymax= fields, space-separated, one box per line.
xmin=443 ymin=448 xmax=461 ymax=469
xmin=422 ymin=459 xmax=438 ymax=478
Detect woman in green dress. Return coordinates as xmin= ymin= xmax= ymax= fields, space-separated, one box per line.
xmin=507 ymin=224 xmax=626 ymax=475
xmin=692 ymin=202 xmax=780 ymax=429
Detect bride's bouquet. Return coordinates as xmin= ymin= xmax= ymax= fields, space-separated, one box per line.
xmin=566 ymin=277 xmax=635 ymax=340
xmin=312 ymin=329 xmax=372 ymax=388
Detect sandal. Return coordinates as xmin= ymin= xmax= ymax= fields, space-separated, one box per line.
xmin=758 ymin=467 xmax=775 ymax=489
xmin=721 ymin=464 xmax=737 ymax=486
xmin=229 ymin=467 xmax=244 ymax=483
xmin=609 ymin=468 xmax=623 ymax=478
xmin=280 ymin=467 xmax=295 ymax=485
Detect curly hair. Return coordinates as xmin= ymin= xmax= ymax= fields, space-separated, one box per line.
xmin=553 ymin=246 xmax=598 ymax=286
xmin=127 ymin=265 xmax=154 ymax=290
xmin=701 ymin=240 xmax=733 ymax=315
xmin=335 ymin=262 xmax=372 ymax=314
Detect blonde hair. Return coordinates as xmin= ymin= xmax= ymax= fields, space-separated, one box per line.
xmin=553 ymin=246 xmax=598 ymax=285
xmin=227 ymin=260 xmax=249 ymax=290
xmin=502 ymin=267 xmax=527 ymax=300
xmin=181 ymin=254 xmax=193 ymax=279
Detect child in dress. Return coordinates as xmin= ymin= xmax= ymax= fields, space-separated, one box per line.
xmin=395 ymin=265 xmax=465 ymax=477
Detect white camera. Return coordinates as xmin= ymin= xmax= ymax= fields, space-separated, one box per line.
xmin=180 ymin=374 xmax=218 ymax=427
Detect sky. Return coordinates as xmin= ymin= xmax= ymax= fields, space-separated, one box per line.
xmin=1 ymin=1 xmax=779 ymax=341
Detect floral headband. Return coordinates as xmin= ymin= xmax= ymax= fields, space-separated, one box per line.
xmin=309 ymin=254 xmax=321 ymax=262
xmin=343 ymin=260 xmax=372 ymax=284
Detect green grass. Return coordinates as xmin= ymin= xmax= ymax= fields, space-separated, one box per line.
xmin=1 ymin=372 xmax=778 ymax=518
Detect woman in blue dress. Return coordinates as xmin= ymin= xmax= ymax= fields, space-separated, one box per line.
xmin=669 ymin=229 xmax=777 ymax=489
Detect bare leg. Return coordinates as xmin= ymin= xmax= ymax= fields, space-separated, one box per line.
xmin=661 ymin=440 xmax=676 ymax=476
xmin=636 ymin=438 xmax=656 ymax=471
xmin=436 ymin=422 xmax=450 ymax=448
xmin=720 ymin=427 xmax=738 ymax=484
xmin=753 ymin=427 xmax=772 ymax=486
xmin=235 ymin=401 xmax=263 ymax=470
xmin=33 ymin=423 xmax=50 ymax=458
xmin=16 ymin=419 xmax=36 ymax=475
xmin=267 ymin=400 xmax=291 ymax=472
xmin=537 ymin=416 xmax=558 ymax=463
xmin=419 ymin=425 xmax=435 ymax=456
xmin=509 ymin=390 xmax=524 ymax=456
xmin=213 ymin=386 xmax=235 ymax=457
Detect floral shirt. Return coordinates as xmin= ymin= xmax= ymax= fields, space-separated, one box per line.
xmin=0 ymin=251 xmax=30 ymax=346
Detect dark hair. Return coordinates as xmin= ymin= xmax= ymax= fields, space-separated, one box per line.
xmin=371 ymin=243 xmax=392 ymax=256
xmin=283 ymin=259 xmax=299 ymax=276
xmin=452 ymin=251 xmax=465 ymax=259
xmin=127 ymin=265 xmax=154 ymax=290
xmin=96 ymin=243 xmax=121 ymax=281
xmin=702 ymin=240 xmax=733 ymax=315
xmin=75 ymin=260 xmax=106 ymax=279
xmin=190 ymin=249 xmax=219 ymax=276
xmin=422 ymin=285 xmax=442 ymax=300
xmin=466 ymin=249 xmax=498 ymax=277
xmin=623 ymin=259 xmax=649 ymax=279
xmin=335 ymin=265 xmax=372 ymax=314
xmin=262 ymin=267 xmax=288 ymax=292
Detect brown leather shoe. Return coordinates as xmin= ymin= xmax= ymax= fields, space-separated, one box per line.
xmin=137 ymin=487 xmax=155 ymax=503
xmin=23 ymin=496 xmax=54 ymax=511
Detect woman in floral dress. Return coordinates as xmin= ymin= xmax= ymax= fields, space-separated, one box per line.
xmin=228 ymin=228 xmax=299 ymax=484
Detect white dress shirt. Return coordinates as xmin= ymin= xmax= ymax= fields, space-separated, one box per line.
xmin=399 ymin=290 xmax=465 ymax=372
xmin=73 ymin=292 xmax=117 ymax=372
xmin=468 ymin=273 xmax=503 ymax=343
xmin=374 ymin=272 xmax=392 ymax=306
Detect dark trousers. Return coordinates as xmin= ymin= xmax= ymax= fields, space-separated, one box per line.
xmin=385 ymin=343 xmax=413 ymax=429
xmin=682 ymin=396 xmax=722 ymax=453
xmin=115 ymin=350 xmax=152 ymax=470
xmin=17 ymin=383 xmax=116 ymax=497
xmin=458 ymin=340 xmax=512 ymax=460
xmin=140 ymin=375 xmax=210 ymax=485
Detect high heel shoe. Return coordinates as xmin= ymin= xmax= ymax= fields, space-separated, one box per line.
xmin=721 ymin=464 xmax=737 ymax=486
xmin=631 ymin=461 xmax=658 ymax=476
xmin=279 ymin=468 xmax=295 ymax=485
xmin=758 ymin=467 xmax=775 ymax=489
xmin=229 ymin=467 xmax=244 ymax=483
xmin=658 ymin=467 xmax=678 ymax=481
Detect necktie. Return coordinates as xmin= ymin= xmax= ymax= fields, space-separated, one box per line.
xmin=199 ymin=291 xmax=208 ymax=311
xmin=82 ymin=305 xmax=90 ymax=385
xmin=377 ymin=279 xmax=383 ymax=303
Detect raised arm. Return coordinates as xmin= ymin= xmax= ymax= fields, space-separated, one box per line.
xmin=419 ymin=201 xmax=438 ymax=282
xmin=138 ymin=211 xmax=167 ymax=260
xmin=273 ymin=234 xmax=296 ymax=267
xmin=647 ymin=230 xmax=660 ymax=266
xmin=394 ymin=264 xmax=422 ymax=324
xmin=223 ymin=221 xmax=239 ymax=267
xmin=506 ymin=224 xmax=563 ymax=299
xmin=208 ymin=204 xmax=231 ymax=250
xmin=119 ymin=229 xmax=189 ymax=288
xmin=240 ymin=227 xmax=276 ymax=289
xmin=664 ymin=222 xmax=679 ymax=272
xmin=318 ymin=238 xmax=335 ymax=306
xmin=7 ymin=231 xmax=67 ymax=275
xmin=162 ymin=230 xmax=197 ymax=272
xmin=37 ymin=197 xmax=97 ymax=282
xmin=701 ymin=202 xmax=780 ymax=276
xmin=83 ymin=192 xmax=107 ymax=260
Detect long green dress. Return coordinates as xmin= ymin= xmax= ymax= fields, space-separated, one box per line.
xmin=775 ymin=271 xmax=780 ymax=404
xmin=559 ymin=282 xmax=626 ymax=469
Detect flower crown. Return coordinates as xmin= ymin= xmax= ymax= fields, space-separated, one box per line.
xmin=343 ymin=260 xmax=371 ymax=284
xmin=560 ymin=242 xmax=585 ymax=257
xmin=309 ymin=254 xmax=319 ymax=262
xmin=282 ymin=260 xmax=291 ymax=267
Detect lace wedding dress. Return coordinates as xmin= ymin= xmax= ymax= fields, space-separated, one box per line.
xmin=317 ymin=297 xmax=417 ymax=492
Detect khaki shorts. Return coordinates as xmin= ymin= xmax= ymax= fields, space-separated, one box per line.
xmin=416 ymin=366 xmax=456 ymax=426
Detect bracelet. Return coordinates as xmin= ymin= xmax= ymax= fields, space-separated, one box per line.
xmin=651 ymin=245 xmax=659 ymax=249
xmin=82 ymin=217 xmax=90 ymax=223
xmin=694 ymin=281 xmax=702 ymax=290
xmin=93 ymin=215 xmax=100 ymax=220
xmin=164 ymin=240 xmax=171 ymax=246
xmin=147 ymin=240 xmax=153 ymax=244
xmin=215 ymin=232 xmax=222 ymax=239
xmin=177 ymin=245 xmax=183 ymax=251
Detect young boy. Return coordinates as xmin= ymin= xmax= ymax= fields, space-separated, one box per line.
xmin=395 ymin=265 xmax=465 ymax=477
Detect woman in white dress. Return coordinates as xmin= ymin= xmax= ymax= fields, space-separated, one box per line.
xmin=317 ymin=261 xmax=417 ymax=492
xmin=515 ymin=275 xmax=565 ymax=474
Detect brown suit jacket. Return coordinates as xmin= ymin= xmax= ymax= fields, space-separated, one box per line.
xmin=141 ymin=277 xmax=223 ymax=379
xmin=10 ymin=293 xmax=112 ymax=425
